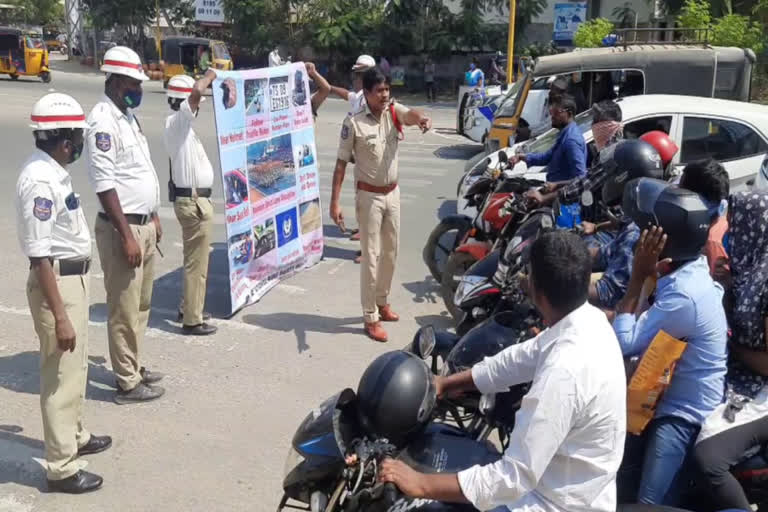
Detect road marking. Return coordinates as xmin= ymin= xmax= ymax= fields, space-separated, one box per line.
xmin=327 ymin=260 xmax=345 ymax=275
xmin=277 ymin=283 xmax=306 ymax=295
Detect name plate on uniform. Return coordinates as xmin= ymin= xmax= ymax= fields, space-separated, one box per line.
xmin=212 ymin=63 xmax=322 ymax=314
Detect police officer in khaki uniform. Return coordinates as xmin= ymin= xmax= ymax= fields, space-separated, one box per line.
xmin=17 ymin=93 xmax=112 ymax=494
xmin=163 ymin=71 xmax=218 ymax=335
xmin=332 ymin=68 xmax=431 ymax=342
xmin=86 ymin=46 xmax=165 ymax=404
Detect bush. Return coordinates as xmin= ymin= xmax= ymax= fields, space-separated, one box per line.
xmin=711 ymin=14 xmax=765 ymax=54
xmin=676 ymin=0 xmax=711 ymax=32
xmin=573 ymin=18 xmax=615 ymax=48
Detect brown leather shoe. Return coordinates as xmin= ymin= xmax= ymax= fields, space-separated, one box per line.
xmin=364 ymin=322 xmax=388 ymax=342
xmin=378 ymin=304 xmax=400 ymax=322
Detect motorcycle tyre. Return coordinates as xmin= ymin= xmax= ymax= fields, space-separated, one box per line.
xmin=423 ymin=216 xmax=472 ymax=282
xmin=441 ymin=251 xmax=478 ymax=322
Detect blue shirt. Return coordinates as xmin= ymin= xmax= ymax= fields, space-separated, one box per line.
xmin=526 ymin=121 xmax=587 ymax=182
xmin=613 ymin=256 xmax=728 ymax=425
xmin=466 ymin=68 xmax=484 ymax=87
xmin=594 ymin=222 xmax=640 ymax=309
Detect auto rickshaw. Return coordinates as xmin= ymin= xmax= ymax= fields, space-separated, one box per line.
xmin=161 ymin=36 xmax=232 ymax=87
xmin=0 ymin=27 xmax=51 ymax=82
xmin=43 ymin=27 xmax=62 ymax=52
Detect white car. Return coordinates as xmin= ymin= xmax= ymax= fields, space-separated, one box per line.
xmin=457 ymin=94 xmax=768 ymax=217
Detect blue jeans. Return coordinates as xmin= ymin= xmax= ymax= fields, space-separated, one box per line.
xmin=630 ymin=416 xmax=701 ymax=505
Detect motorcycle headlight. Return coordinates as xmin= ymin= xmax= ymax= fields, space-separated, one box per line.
xmin=454 ymin=274 xmax=487 ymax=307
xmin=283 ymin=445 xmax=305 ymax=480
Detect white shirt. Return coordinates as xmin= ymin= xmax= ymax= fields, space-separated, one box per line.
xmin=164 ymin=99 xmax=215 ymax=189
xmin=348 ymin=90 xmax=364 ymax=116
xmin=457 ymin=303 xmax=627 ymax=512
xmin=86 ymin=95 xmax=160 ymax=215
xmin=268 ymin=50 xmax=282 ymax=67
xmin=16 ymin=149 xmax=91 ymax=260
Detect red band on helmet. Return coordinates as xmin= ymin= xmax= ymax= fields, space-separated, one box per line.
xmin=169 ymin=85 xmax=193 ymax=93
xmin=103 ymin=59 xmax=142 ymax=70
xmin=31 ymin=114 xmax=86 ymax=123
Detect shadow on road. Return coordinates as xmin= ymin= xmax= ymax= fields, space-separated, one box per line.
xmin=242 ymin=312 xmax=364 ymax=353
xmin=323 ymin=245 xmax=359 ymax=261
xmin=414 ymin=313 xmax=454 ymax=331
xmin=433 ymin=144 xmax=483 ymax=161
xmin=402 ymin=275 xmax=442 ymax=305
xmin=0 ymin=351 xmax=116 ymax=403
xmin=0 ymin=425 xmax=47 ymax=491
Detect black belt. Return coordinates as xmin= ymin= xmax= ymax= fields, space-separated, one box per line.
xmin=174 ymin=187 xmax=212 ymax=198
xmin=37 ymin=258 xmax=90 ymax=276
xmin=98 ymin=212 xmax=152 ymax=225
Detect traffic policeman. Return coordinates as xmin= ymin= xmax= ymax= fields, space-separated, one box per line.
xmin=332 ymin=67 xmax=431 ymax=342
xmin=163 ymin=71 xmax=218 ymax=335
xmin=17 ymin=93 xmax=112 ymax=493
xmin=86 ymin=46 xmax=165 ymax=404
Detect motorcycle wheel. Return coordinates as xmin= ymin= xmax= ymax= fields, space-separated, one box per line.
xmin=9 ymin=73 xmax=18 ymax=80
xmin=423 ymin=217 xmax=471 ymax=282
xmin=441 ymin=251 xmax=478 ymax=322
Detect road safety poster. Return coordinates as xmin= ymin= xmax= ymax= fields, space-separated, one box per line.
xmin=212 ymin=63 xmax=323 ymax=314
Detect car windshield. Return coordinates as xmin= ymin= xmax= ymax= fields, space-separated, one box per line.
xmin=523 ymin=110 xmax=594 ymax=153
xmin=495 ymin=77 xmax=527 ymax=117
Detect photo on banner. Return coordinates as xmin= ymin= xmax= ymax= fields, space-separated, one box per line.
xmin=212 ymin=63 xmax=323 ymax=314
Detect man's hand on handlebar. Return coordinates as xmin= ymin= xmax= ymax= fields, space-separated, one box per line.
xmin=524 ymin=188 xmax=545 ymax=206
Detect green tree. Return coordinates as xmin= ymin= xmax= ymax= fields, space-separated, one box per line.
xmin=7 ymin=0 xmax=64 ymax=25
xmin=676 ymin=0 xmax=711 ymax=30
xmin=573 ymin=18 xmax=614 ymax=48
xmin=711 ymin=14 xmax=765 ymax=52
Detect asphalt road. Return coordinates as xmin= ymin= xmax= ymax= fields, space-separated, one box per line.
xmin=0 ymin=56 xmax=481 ymax=511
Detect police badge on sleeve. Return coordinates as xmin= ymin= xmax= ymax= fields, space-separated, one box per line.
xmin=95 ymin=132 xmax=112 ymax=152
xmin=33 ymin=197 xmax=53 ymax=221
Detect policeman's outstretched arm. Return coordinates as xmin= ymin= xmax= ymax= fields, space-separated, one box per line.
xmin=189 ymin=68 xmax=217 ymax=114
xmin=30 ymin=258 xmax=77 ymax=352
xmin=306 ymin=62 xmax=331 ymax=113
xmin=400 ymin=105 xmax=432 ymax=133
xmin=97 ymin=190 xmax=143 ymax=268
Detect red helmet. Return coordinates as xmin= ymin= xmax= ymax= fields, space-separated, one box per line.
xmin=640 ymin=131 xmax=679 ymax=168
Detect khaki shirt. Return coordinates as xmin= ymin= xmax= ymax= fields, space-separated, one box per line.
xmin=337 ymin=100 xmax=409 ymax=187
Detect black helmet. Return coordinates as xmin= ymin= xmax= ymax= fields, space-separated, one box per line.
xmin=356 ymin=351 xmax=436 ymax=445
xmin=600 ymin=140 xmax=664 ymax=206
xmin=623 ymin=178 xmax=710 ymax=262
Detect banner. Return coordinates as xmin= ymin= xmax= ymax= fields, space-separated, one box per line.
xmin=552 ymin=2 xmax=587 ymax=45
xmin=212 ymin=63 xmax=323 ymax=314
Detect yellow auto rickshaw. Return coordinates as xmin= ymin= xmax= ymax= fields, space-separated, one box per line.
xmin=43 ymin=27 xmax=62 ymax=52
xmin=0 ymin=27 xmax=51 ymax=82
xmin=161 ymin=36 xmax=232 ymax=87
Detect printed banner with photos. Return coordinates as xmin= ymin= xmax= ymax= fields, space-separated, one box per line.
xmin=212 ymin=63 xmax=323 ymax=314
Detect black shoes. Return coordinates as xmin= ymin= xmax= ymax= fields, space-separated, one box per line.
xmin=115 ymin=383 xmax=165 ymax=405
xmin=177 ymin=310 xmax=212 ymax=322
xmin=182 ymin=323 xmax=218 ymax=336
xmin=48 ymin=470 xmax=103 ymax=494
xmin=77 ymin=435 xmax=112 ymax=456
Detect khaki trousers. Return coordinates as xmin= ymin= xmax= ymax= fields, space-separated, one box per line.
xmin=95 ymin=216 xmax=156 ymax=391
xmin=26 ymin=268 xmax=91 ymax=480
xmin=356 ymin=187 xmax=400 ymax=324
xmin=173 ymin=197 xmax=213 ymax=326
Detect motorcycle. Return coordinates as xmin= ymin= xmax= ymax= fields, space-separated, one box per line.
xmin=278 ymin=379 xmax=503 ymax=512
xmin=422 ymin=151 xmax=540 ymax=284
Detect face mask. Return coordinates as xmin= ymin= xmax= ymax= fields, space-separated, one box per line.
xmin=124 ymin=89 xmax=143 ymax=109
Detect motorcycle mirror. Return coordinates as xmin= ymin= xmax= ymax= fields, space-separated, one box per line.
xmin=498 ymin=151 xmax=508 ymax=164
xmin=479 ymin=393 xmax=496 ymax=416
xmin=418 ymin=325 xmax=436 ymax=360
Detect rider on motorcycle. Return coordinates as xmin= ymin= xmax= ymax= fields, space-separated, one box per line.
xmin=614 ymin=178 xmax=728 ymax=506
xmin=586 ymin=139 xmax=664 ymax=310
xmin=693 ymin=190 xmax=768 ymax=512
xmin=380 ymin=231 xmax=627 ymax=512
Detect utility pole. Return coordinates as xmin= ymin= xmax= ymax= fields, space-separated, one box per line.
xmin=506 ymin=0 xmax=516 ymax=82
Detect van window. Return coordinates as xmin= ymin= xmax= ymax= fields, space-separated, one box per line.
xmin=681 ymin=117 xmax=768 ymax=163
xmin=623 ymin=116 xmax=673 ymax=139
xmin=617 ymin=70 xmax=645 ymax=98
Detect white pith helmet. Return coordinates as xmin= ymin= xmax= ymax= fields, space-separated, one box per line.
xmin=101 ymin=46 xmax=149 ymax=81
xmin=30 ymin=93 xmax=88 ymax=131
xmin=351 ymin=54 xmax=375 ymax=72
xmin=167 ymin=74 xmax=196 ymax=99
